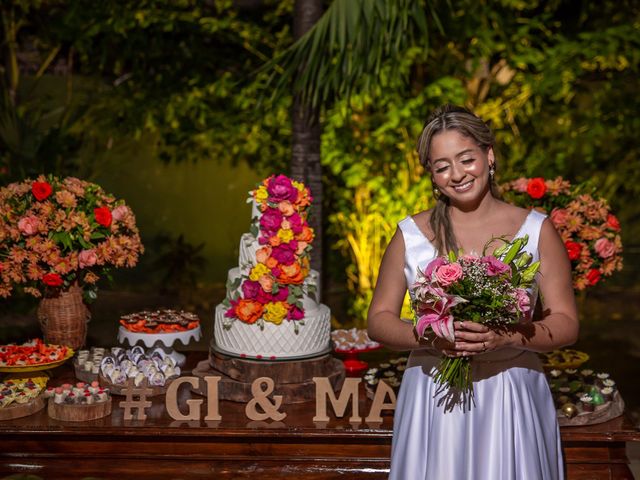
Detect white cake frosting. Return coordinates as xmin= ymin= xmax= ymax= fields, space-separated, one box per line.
xmin=213 ymin=195 xmax=331 ymax=360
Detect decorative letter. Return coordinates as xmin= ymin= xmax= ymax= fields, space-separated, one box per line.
xmin=313 ymin=377 xmax=361 ymax=423
xmin=166 ymin=376 xmax=202 ymax=421
xmin=365 ymin=380 xmax=397 ymax=423
xmin=203 ymin=376 xmax=221 ymax=421
xmin=245 ymin=377 xmax=287 ymax=422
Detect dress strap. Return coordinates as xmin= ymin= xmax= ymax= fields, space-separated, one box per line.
xmin=521 ymin=209 xmax=547 ymax=261
xmin=397 ymin=215 xmax=427 ymax=250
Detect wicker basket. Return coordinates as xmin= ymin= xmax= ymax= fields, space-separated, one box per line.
xmin=37 ymin=284 xmax=90 ymax=349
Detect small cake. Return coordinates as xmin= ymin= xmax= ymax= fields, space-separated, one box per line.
xmin=120 ymin=309 xmax=200 ymax=334
xmin=601 ymin=387 xmax=614 ymax=402
xmin=579 ymin=394 xmax=594 ymax=412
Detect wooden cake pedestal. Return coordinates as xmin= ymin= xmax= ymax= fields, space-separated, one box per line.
xmin=192 ymin=352 xmax=345 ymax=403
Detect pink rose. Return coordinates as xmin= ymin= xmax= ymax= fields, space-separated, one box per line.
xmin=287 ymin=305 xmax=304 ymax=321
xmin=18 ymin=216 xmax=40 ymax=236
xmin=514 ymin=288 xmax=531 ymax=315
xmin=272 ymin=286 xmax=289 ymax=302
xmin=271 ymin=246 xmax=295 ymax=265
xmin=78 ymin=249 xmax=98 ymax=268
xmin=112 ymin=205 xmax=130 ymax=222
xmin=511 ymin=178 xmax=529 ymax=193
xmin=278 ymin=201 xmax=295 ymax=216
xmin=594 ymin=238 xmax=615 ymax=259
xmin=242 ymin=280 xmax=261 ymax=299
xmin=267 ymin=175 xmax=299 ymax=202
xmin=260 ymin=209 xmax=283 ymax=234
xmin=255 ymin=246 xmax=272 ymax=264
xmin=258 ymin=274 xmax=274 ymax=293
xmin=423 ymin=257 xmax=448 ymax=280
xmin=296 ymin=241 xmax=308 ymax=255
xmin=550 ymin=208 xmax=568 ymax=228
xmin=481 ymin=256 xmax=511 ymax=276
xmin=434 ymin=263 xmax=463 ymax=286
xmin=287 ymin=213 xmax=303 ymax=234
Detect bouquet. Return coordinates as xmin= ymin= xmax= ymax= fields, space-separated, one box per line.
xmin=223 ymin=174 xmax=316 ymax=330
xmin=501 ymin=177 xmax=622 ymax=290
xmin=0 ymin=175 xmax=144 ymax=301
xmin=410 ymin=236 xmax=540 ymax=393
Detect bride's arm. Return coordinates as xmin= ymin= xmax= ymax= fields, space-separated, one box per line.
xmin=367 ymin=228 xmax=431 ymax=351
xmin=454 ymin=218 xmax=579 ymax=354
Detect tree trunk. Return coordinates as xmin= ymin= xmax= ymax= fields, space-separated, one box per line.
xmin=291 ymin=0 xmax=324 ymax=297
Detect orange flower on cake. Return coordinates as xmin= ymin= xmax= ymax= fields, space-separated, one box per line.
xmin=0 ymin=175 xmax=143 ymax=301
xmin=501 ymin=176 xmax=623 ymax=290
xmin=234 ymin=299 xmax=264 ymax=324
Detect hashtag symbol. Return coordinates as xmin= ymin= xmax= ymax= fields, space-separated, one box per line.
xmin=119 ymin=380 xmax=153 ymax=421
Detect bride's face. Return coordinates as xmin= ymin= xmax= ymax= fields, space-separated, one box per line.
xmin=428 ymin=129 xmax=494 ymax=205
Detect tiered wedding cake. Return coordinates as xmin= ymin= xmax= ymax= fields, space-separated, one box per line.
xmin=213 ymin=175 xmax=331 ymax=360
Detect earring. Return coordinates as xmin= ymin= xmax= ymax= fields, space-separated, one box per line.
xmin=489 ymin=166 xmax=495 ymax=179
xmin=433 ymin=186 xmax=440 ymax=196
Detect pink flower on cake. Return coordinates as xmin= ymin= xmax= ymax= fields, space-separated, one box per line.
xmin=267 ymin=175 xmax=298 ymax=203
xmin=287 ymin=213 xmax=304 ymax=234
xmin=272 ymin=286 xmax=289 ymax=302
xmin=434 ymin=263 xmax=463 ymax=286
xmin=78 ymin=249 xmax=98 ymax=268
xmin=255 ymin=246 xmax=271 ymax=264
xmin=278 ymin=201 xmax=295 ymax=216
xmin=296 ymin=241 xmax=308 ymax=255
xmin=18 ymin=216 xmax=40 ymax=236
xmin=258 ymin=274 xmax=274 ymax=293
xmin=482 ymin=256 xmax=510 ymax=276
xmin=594 ymin=238 xmax=616 ymax=259
xmin=287 ymin=305 xmax=304 ymax=321
xmin=271 ymin=246 xmax=296 ymax=265
xmin=241 ymin=280 xmax=261 ymax=299
xmin=260 ymin=209 xmax=283 ymax=234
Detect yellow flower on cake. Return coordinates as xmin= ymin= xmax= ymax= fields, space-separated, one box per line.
xmin=254 ymin=186 xmax=269 ymax=203
xmin=249 ymin=263 xmax=271 ymax=281
xmin=277 ymin=228 xmax=294 ymax=243
xmin=263 ymin=301 xmax=288 ymax=325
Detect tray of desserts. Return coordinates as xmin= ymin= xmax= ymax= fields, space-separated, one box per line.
xmin=0 ymin=339 xmax=73 ymax=372
xmin=0 ymin=374 xmax=48 ymax=420
xmin=363 ymin=356 xmax=408 ymax=402
xmin=541 ymin=349 xmax=590 ymax=371
xmin=119 ymin=309 xmax=200 ymax=334
xmin=97 ymin=346 xmax=180 ymax=396
xmin=45 ymin=381 xmax=112 ymax=422
xmin=546 ymin=367 xmax=625 ymax=426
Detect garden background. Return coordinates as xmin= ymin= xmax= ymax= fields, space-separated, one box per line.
xmin=1 ymin=0 xmax=639 ymax=421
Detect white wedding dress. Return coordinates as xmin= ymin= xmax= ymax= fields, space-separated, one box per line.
xmin=389 ymin=209 xmax=564 ymax=480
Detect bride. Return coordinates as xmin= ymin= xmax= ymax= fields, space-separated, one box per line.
xmin=367 ymin=105 xmax=578 ymax=479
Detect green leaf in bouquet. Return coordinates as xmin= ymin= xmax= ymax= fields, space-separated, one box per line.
xmin=90 ymin=231 xmax=106 ymax=240
xmin=514 ymin=251 xmax=533 ymax=269
xmin=520 ymin=261 xmax=540 ymax=284
xmin=447 ymin=250 xmax=457 ymax=263
xmin=78 ymin=236 xmax=93 ymax=249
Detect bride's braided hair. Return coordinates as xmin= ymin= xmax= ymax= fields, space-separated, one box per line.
xmin=416 ymin=105 xmax=498 ymax=255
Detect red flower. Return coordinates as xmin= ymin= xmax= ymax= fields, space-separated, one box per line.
xmin=586 ymin=268 xmax=601 ymax=286
xmin=32 ymin=181 xmax=53 ymax=201
xmin=564 ymin=241 xmax=582 ymax=261
xmin=606 ymin=214 xmax=621 ymax=232
xmin=526 ymin=178 xmax=547 ymax=199
xmin=94 ymin=206 xmax=112 ymax=227
xmin=42 ymin=273 xmax=63 ymax=287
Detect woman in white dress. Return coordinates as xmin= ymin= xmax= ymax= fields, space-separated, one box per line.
xmin=367 ymin=105 xmax=578 ymax=479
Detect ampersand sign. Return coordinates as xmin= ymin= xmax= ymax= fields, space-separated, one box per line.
xmin=245 ymin=377 xmax=287 ymax=421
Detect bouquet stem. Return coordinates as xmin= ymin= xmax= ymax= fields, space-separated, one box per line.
xmin=434 ymin=357 xmax=472 ymax=393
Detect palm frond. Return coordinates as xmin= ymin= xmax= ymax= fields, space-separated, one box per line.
xmin=261 ymin=0 xmax=441 ymax=109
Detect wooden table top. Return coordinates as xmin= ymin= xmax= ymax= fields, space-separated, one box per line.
xmin=1 ymin=351 xmax=638 ymax=444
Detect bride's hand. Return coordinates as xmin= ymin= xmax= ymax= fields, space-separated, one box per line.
xmin=451 ymin=321 xmax=510 ymax=356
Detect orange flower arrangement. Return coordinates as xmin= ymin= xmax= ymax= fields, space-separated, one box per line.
xmin=501 ymin=177 xmax=622 ymax=290
xmin=223 ymin=175 xmax=315 ymax=328
xmin=0 ymin=175 xmax=143 ymax=300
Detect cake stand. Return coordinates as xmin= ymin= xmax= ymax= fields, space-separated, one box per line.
xmin=117 ymin=326 xmax=201 ymax=367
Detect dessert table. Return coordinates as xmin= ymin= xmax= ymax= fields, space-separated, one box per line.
xmin=1 ymin=352 xmax=638 ymax=479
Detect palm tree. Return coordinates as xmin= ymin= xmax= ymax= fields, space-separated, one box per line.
xmin=264 ymin=0 xmax=435 ymax=294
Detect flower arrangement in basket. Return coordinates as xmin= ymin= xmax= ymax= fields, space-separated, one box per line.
xmin=501 ymin=177 xmax=622 ymax=290
xmin=0 ymin=175 xmax=144 ymax=348
xmin=223 ymin=174 xmax=315 ymax=331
